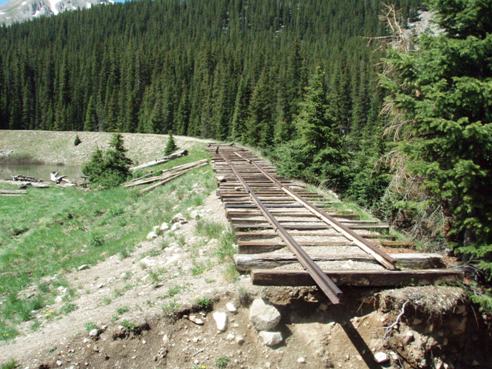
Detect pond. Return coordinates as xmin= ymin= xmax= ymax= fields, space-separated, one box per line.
xmin=0 ymin=163 xmax=83 ymax=182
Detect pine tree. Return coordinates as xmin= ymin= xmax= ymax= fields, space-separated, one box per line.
xmin=84 ymin=96 xmax=98 ymax=131
xmin=381 ymin=0 xmax=492 ymax=308
xmin=165 ymin=131 xmax=178 ymax=155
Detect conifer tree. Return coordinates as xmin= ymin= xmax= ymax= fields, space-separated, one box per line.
xmin=164 ymin=131 xmax=178 ymax=155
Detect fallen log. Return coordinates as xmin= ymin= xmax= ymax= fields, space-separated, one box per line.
xmin=0 ymin=180 xmax=50 ymax=188
xmin=12 ymin=175 xmax=42 ymax=182
xmin=130 ymin=149 xmax=188 ymax=171
xmin=139 ymin=161 xmax=209 ymax=194
xmin=125 ymin=159 xmax=208 ymax=188
xmin=50 ymin=171 xmax=73 ymax=185
xmin=0 ymin=189 xmax=27 ymax=195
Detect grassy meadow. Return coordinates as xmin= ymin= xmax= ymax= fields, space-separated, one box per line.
xmin=0 ymin=145 xmax=214 ymax=340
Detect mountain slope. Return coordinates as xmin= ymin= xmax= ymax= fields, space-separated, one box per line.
xmin=0 ymin=0 xmax=111 ymax=25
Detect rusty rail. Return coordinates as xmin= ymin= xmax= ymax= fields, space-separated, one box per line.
xmin=232 ymin=151 xmax=396 ymax=270
xmin=217 ymin=147 xmax=343 ymax=304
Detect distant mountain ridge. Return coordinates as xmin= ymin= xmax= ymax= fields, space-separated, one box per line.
xmin=0 ymin=0 xmax=111 ymax=25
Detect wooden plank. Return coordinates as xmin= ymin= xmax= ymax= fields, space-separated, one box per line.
xmin=251 ymin=269 xmax=463 ymax=287
xmin=235 ymin=253 xmax=446 ymax=271
xmin=238 ymin=240 xmax=354 ymax=253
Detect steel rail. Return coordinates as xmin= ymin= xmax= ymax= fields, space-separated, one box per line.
xmin=216 ymin=148 xmax=343 ymax=304
xmin=231 ymin=150 xmax=397 ymax=270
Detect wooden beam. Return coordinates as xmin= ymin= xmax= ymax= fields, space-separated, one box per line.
xmin=235 ymin=253 xmax=446 ymax=271
xmin=251 ymin=269 xmax=463 ymax=287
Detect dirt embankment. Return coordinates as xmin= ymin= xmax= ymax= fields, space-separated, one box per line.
xmin=0 ymin=130 xmax=212 ymax=166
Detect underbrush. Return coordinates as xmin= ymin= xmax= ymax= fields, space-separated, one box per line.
xmin=0 ymin=147 xmax=214 ymax=340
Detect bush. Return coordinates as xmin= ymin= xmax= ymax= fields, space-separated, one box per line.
xmin=165 ymin=131 xmax=178 ymax=155
xmin=82 ymin=134 xmax=132 ymax=188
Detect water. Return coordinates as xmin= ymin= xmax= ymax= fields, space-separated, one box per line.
xmin=0 ymin=163 xmax=82 ymax=181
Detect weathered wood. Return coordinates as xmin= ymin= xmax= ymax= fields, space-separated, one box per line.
xmin=0 ymin=180 xmax=50 ymax=188
xmin=380 ymin=240 xmax=416 ymax=248
xmin=139 ymin=161 xmax=208 ymax=194
xmin=235 ymin=253 xmax=446 ymax=271
xmin=130 ymin=149 xmax=188 ymax=171
xmin=252 ymin=269 xmax=463 ymax=287
xmin=125 ymin=159 xmax=208 ymax=188
xmin=11 ymin=175 xmax=42 ymax=182
xmin=0 ymin=189 xmax=27 ymax=195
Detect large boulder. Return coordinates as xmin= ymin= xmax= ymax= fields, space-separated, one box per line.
xmin=249 ymin=298 xmax=281 ymax=331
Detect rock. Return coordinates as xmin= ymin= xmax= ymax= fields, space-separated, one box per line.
xmin=249 ymin=298 xmax=281 ymax=331
xmin=78 ymin=264 xmax=89 ymax=271
xmin=56 ymin=360 xmax=63 ymax=367
xmin=213 ymin=311 xmax=228 ymax=332
xmin=403 ymin=331 xmax=415 ymax=344
xmin=55 ymin=295 xmax=63 ymax=304
xmin=189 ymin=315 xmax=205 ymax=326
xmin=162 ymin=334 xmax=170 ymax=345
xmin=217 ymin=176 xmax=226 ymax=182
xmin=160 ymin=223 xmax=169 ymax=232
xmin=258 ymin=331 xmax=283 ymax=347
xmin=172 ymin=213 xmax=187 ymax=224
xmin=226 ymin=302 xmax=237 ymax=313
xmin=88 ymin=329 xmax=99 ymax=338
xmin=170 ymin=223 xmax=180 ymax=232
xmin=146 ymin=231 xmax=158 ymax=240
xmin=226 ymin=333 xmax=235 ymax=341
xmin=374 ymin=352 xmax=389 ymax=364
xmin=235 ymin=335 xmax=245 ymax=345
xmin=297 ymin=357 xmax=306 ymax=364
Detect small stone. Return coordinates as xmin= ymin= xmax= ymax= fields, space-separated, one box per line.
xmin=226 ymin=302 xmax=237 ymax=313
xmin=188 ymin=315 xmax=204 ymax=325
xmin=235 ymin=335 xmax=245 ymax=345
xmin=55 ymin=295 xmax=63 ymax=304
xmin=297 ymin=357 xmax=306 ymax=364
xmin=249 ymin=299 xmax=281 ymax=331
xmin=472 ymin=360 xmax=480 ymax=367
xmin=374 ymin=352 xmax=389 ymax=364
xmin=172 ymin=213 xmax=187 ymax=224
xmin=78 ymin=265 xmax=89 ymax=271
xmin=88 ymin=329 xmax=99 ymax=338
xmin=403 ymin=331 xmax=414 ymax=344
xmin=56 ymin=360 xmax=63 ymax=367
xmin=146 ymin=231 xmax=158 ymax=240
xmin=226 ymin=333 xmax=235 ymax=341
xmin=217 ymin=176 xmax=226 ymax=182
xmin=258 ymin=331 xmax=283 ymax=347
xmin=160 ymin=223 xmax=169 ymax=232
xmin=213 ymin=311 xmax=228 ymax=332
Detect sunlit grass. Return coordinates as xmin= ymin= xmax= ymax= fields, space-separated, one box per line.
xmin=0 ymin=146 xmax=215 ymax=340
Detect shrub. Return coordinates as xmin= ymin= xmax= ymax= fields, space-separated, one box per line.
xmin=164 ymin=131 xmax=178 ymax=155
xmin=82 ymin=134 xmax=132 ymax=188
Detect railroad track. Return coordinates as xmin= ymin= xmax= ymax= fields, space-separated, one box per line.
xmin=210 ymin=145 xmax=462 ymax=304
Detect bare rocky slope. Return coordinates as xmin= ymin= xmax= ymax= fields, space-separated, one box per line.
xmin=0 ymin=0 xmax=110 ymax=26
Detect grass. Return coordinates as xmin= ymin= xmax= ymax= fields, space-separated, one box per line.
xmin=165 ymin=285 xmax=183 ymax=298
xmin=195 ymin=297 xmax=213 ymax=310
xmin=0 ymin=145 xmax=215 ymax=340
xmin=216 ymin=356 xmax=230 ymax=369
xmin=0 ymin=359 xmax=17 ymax=369
xmin=84 ymin=321 xmax=98 ymax=332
